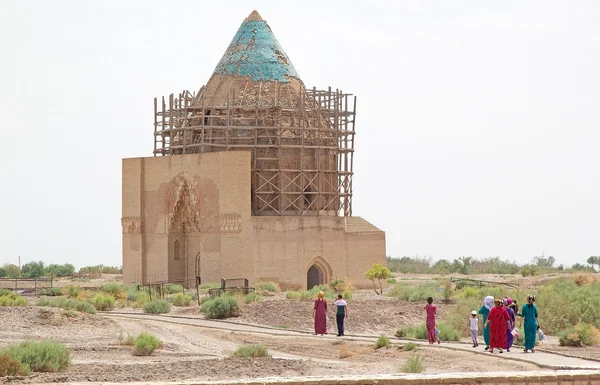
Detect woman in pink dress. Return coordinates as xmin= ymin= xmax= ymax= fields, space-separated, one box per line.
xmin=424 ymin=296 xmax=439 ymax=344
xmin=313 ymin=291 xmax=327 ymax=335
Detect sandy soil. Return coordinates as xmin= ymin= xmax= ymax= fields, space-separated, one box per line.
xmin=0 ymin=305 xmax=540 ymax=384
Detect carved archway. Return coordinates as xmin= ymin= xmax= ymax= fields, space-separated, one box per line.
xmin=166 ymin=173 xmax=201 ymax=233
xmin=305 ymin=257 xmax=333 ymax=289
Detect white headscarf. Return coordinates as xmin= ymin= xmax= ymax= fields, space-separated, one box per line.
xmin=484 ymin=296 xmax=494 ymax=310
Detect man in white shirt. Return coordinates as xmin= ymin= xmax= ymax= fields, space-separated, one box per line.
xmin=333 ymin=294 xmax=348 ymax=337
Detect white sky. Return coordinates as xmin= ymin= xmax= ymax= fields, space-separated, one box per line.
xmin=1 ymin=0 xmax=598 ymax=269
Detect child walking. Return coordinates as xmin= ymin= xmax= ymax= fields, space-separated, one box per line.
xmin=333 ymin=294 xmax=348 ymax=337
xmin=469 ymin=310 xmax=479 ymax=347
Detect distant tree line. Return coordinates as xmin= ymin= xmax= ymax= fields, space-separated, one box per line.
xmin=0 ymin=261 xmax=123 ymax=278
xmin=386 ymin=254 xmax=600 ymax=276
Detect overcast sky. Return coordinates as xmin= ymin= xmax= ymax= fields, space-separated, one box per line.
xmin=1 ymin=0 xmax=598 ymax=269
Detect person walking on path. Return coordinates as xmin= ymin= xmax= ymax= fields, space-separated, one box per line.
xmin=478 ymin=296 xmax=494 ymax=350
xmin=333 ymin=294 xmax=348 ymax=337
xmin=518 ymin=294 xmax=539 ymax=353
xmin=313 ymin=291 xmax=328 ymax=335
xmin=468 ymin=310 xmax=479 ymax=347
xmin=424 ymin=296 xmax=439 ymax=344
xmin=484 ymin=298 xmax=510 ymax=353
xmin=504 ymin=298 xmax=516 ymax=352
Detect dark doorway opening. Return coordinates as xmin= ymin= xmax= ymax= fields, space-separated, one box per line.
xmin=307 ymin=264 xmax=323 ymax=290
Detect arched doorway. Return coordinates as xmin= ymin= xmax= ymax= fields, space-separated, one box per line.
xmin=307 ymin=264 xmax=324 ymax=290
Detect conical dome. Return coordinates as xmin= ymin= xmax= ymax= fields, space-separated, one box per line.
xmin=199 ymin=11 xmax=307 ymax=108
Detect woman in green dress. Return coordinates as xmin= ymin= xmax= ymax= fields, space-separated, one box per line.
xmin=518 ymin=294 xmax=539 ymax=353
xmin=478 ymin=296 xmax=494 ymax=350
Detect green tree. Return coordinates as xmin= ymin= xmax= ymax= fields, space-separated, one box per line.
xmin=0 ymin=267 xmax=6 ymax=277
xmin=21 ymin=261 xmax=45 ymax=278
xmin=46 ymin=264 xmax=75 ymax=277
xmin=365 ymin=263 xmax=392 ymax=295
xmin=587 ymin=256 xmax=599 ymax=272
xmin=2 ymin=264 xmax=20 ymax=278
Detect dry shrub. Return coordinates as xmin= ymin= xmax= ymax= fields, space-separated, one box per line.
xmin=339 ymin=344 xmax=353 ymax=359
xmin=0 ymin=352 xmax=29 ymax=376
xmin=559 ymin=323 xmax=600 ymax=347
xmin=573 ymin=274 xmax=598 ymax=287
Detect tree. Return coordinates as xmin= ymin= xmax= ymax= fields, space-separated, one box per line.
xmin=2 ymin=264 xmax=20 ymax=278
xmin=587 ymin=256 xmax=599 ymax=272
xmin=46 ymin=263 xmax=75 ymax=277
xmin=365 ymin=263 xmax=392 ymax=295
xmin=0 ymin=267 xmax=5 ymax=278
xmin=20 ymin=261 xmax=45 ymax=278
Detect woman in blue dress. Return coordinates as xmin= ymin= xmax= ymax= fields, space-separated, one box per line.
xmin=478 ymin=296 xmax=494 ymax=350
xmin=518 ymin=294 xmax=539 ymax=353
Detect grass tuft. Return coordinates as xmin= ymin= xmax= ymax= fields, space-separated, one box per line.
xmin=0 ymin=341 xmax=71 ymax=373
xmin=375 ymin=334 xmax=391 ymax=349
xmin=400 ymin=352 xmax=425 ymax=373
xmin=172 ymin=293 xmax=193 ymax=307
xmin=133 ymin=332 xmax=162 ymax=356
xmin=230 ymin=344 xmax=270 ymax=358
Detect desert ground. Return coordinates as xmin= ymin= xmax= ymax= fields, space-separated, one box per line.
xmin=1 ymin=273 xmax=599 ymax=383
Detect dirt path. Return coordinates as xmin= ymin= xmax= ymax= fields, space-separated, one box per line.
xmin=101 ymin=313 xmax=600 ymax=370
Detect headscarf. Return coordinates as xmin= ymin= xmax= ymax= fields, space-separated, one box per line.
xmin=484 ymin=296 xmax=494 ymax=310
xmin=317 ymin=291 xmax=325 ymax=299
xmin=503 ymin=297 xmax=512 ymax=305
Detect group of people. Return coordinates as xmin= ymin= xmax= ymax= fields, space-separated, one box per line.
xmin=476 ymin=294 xmax=540 ymax=353
xmin=312 ymin=289 xmax=541 ymax=353
xmin=425 ymin=294 xmax=540 ymax=353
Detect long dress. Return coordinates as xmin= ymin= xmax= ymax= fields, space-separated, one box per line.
xmin=488 ymin=306 xmax=509 ymax=349
xmin=424 ymin=304 xmax=437 ymax=343
xmin=521 ymin=304 xmax=538 ymax=350
xmin=478 ymin=305 xmax=490 ymax=347
xmin=506 ymin=307 xmax=516 ymax=350
xmin=313 ymin=299 xmax=327 ymax=335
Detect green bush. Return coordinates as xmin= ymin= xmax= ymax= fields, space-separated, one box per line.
xmin=133 ymin=292 xmax=151 ymax=307
xmin=375 ymin=335 xmax=391 ymax=349
xmin=285 ymin=291 xmax=301 ymax=300
xmin=329 ymin=278 xmax=351 ymax=293
xmin=133 ymin=332 xmax=162 ymax=356
xmin=0 ymin=291 xmax=27 ymax=307
xmin=391 ymin=282 xmax=440 ymax=302
xmin=558 ymin=323 xmax=600 ymax=347
xmin=36 ymin=297 xmax=96 ymax=314
xmin=39 ymin=288 xmax=63 ymax=297
xmin=244 ymin=292 xmax=261 ymax=304
xmin=387 ymin=278 xmax=397 ymax=284
xmin=163 ymin=284 xmax=184 ymax=294
xmin=300 ymin=291 xmax=313 ymax=301
xmin=536 ymin=279 xmax=600 ymax=334
xmin=230 ymin=344 xmax=270 ymax=358
xmin=172 ymin=293 xmax=193 ymax=307
xmin=520 ymin=264 xmax=540 ymax=277
xmin=202 ymin=296 xmax=239 ymax=319
xmin=198 ymin=282 xmax=221 ymax=290
xmin=1 ymin=341 xmax=71 ymax=373
xmin=400 ymin=353 xmax=425 ymax=373
xmin=100 ymin=283 xmax=125 ymax=297
xmin=64 ymin=286 xmax=81 ymax=298
xmin=256 ymin=281 xmax=279 ymax=292
xmin=90 ymin=293 xmax=115 ymax=311
xmin=402 ymin=342 xmax=418 ymax=351
xmin=143 ymin=300 xmax=171 ymax=314
xmin=396 ymin=323 xmax=459 ymax=342
xmin=342 ymin=289 xmax=353 ymax=300
xmin=0 ymin=352 xmax=30 ymax=376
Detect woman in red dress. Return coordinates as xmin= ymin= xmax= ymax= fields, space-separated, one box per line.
xmin=424 ymin=296 xmax=439 ymax=344
xmin=484 ymin=298 xmax=510 ymax=353
xmin=313 ymin=291 xmax=327 ymax=335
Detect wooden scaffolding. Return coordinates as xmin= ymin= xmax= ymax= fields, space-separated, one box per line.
xmin=153 ymin=85 xmax=355 ymax=217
